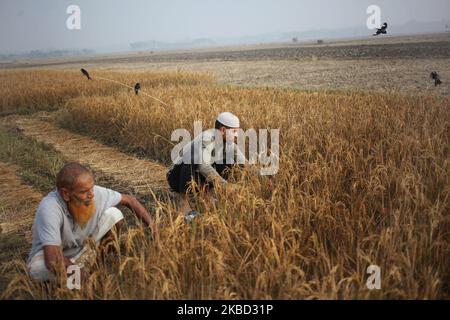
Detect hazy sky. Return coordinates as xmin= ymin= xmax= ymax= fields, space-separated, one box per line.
xmin=1 ymin=0 xmax=449 ymax=52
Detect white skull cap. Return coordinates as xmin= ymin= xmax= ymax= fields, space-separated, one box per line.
xmin=217 ymin=112 xmax=240 ymax=128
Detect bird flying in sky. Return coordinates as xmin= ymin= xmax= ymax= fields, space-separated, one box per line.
xmin=373 ymin=23 xmax=388 ymax=36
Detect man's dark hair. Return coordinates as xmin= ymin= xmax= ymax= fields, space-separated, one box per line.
xmin=56 ymin=162 xmax=94 ymax=190
xmin=215 ymin=120 xmax=231 ymax=130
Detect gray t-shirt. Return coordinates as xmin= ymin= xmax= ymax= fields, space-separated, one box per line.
xmin=172 ymin=128 xmax=247 ymax=183
xmin=28 ymin=185 xmax=122 ymax=262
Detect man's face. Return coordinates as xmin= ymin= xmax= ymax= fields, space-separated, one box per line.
xmin=61 ymin=173 xmax=95 ymax=226
xmin=61 ymin=173 xmax=95 ymax=205
xmin=220 ymin=127 xmax=239 ymax=144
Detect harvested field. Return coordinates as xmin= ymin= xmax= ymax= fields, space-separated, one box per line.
xmin=3 ymin=34 xmax=449 ymax=96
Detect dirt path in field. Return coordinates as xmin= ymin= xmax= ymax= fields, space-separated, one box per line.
xmin=0 ymin=162 xmax=41 ymax=240
xmin=7 ymin=115 xmax=168 ymax=197
xmin=0 ymin=161 xmax=39 ymax=284
xmin=0 ymin=162 xmax=42 ymax=294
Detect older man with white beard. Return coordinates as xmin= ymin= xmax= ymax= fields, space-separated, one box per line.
xmin=27 ymin=162 xmax=156 ymax=281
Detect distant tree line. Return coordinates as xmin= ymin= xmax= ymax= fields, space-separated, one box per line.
xmin=0 ymin=48 xmax=95 ymax=61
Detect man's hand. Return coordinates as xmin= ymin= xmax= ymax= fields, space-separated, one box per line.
xmin=119 ymin=194 xmax=158 ymax=236
xmin=43 ymin=245 xmax=73 ymax=277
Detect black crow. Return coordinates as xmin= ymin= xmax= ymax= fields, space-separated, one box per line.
xmin=134 ymin=82 xmax=141 ymax=95
xmin=430 ymin=72 xmax=442 ymax=86
xmin=373 ymin=23 xmax=388 ymax=36
xmin=81 ymin=68 xmax=92 ymax=80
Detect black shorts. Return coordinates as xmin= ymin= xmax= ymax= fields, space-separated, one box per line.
xmin=167 ymin=162 xmax=233 ymax=194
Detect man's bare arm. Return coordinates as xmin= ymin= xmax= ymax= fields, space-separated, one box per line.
xmin=43 ymin=245 xmax=72 ymax=274
xmin=119 ymin=195 xmax=157 ymax=235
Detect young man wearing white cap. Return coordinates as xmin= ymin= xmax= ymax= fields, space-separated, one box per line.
xmin=167 ymin=112 xmax=246 ymax=222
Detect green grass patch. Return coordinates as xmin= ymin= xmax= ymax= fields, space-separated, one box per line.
xmin=0 ymin=127 xmax=65 ymax=194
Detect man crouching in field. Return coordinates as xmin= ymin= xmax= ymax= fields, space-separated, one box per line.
xmin=27 ymin=162 xmax=157 ymax=282
xmin=167 ymin=112 xmax=246 ymax=222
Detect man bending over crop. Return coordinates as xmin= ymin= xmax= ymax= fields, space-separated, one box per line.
xmin=167 ymin=112 xmax=246 ymax=222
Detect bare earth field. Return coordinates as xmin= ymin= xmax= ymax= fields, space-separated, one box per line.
xmin=2 ymin=33 xmax=450 ymax=95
